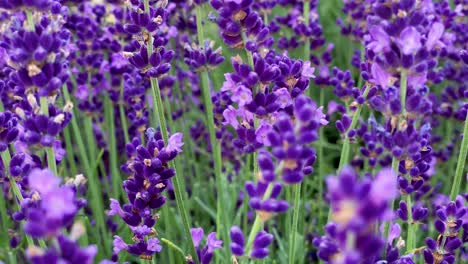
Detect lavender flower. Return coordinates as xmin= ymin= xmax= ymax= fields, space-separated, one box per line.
xmin=108 ymin=128 xmax=183 ymax=260
xmin=189 ymin=227 xmax=223 ymax=264
xmin=314 ymin=167 xmax=397 ymax=263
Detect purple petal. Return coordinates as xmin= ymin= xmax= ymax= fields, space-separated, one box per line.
xmin=426 ymin=22 xmax=444 ymax=50
xmin=398 ymin=27 xmax=422 ymax=55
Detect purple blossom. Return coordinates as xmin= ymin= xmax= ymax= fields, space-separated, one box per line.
xmin=370 ymin=168 xmax=398 ymax=204
xmin=301 ymin=61 xmax=316 ymax=79
xmin=274 ymin=88 xmax=292 ymax=108
xmin=190 ymin=228 xmax=223 ymax=264
xmin=191 ymin=227 xmax=205 ymax=248
xmin=425 ymin=22 xmax=445 ymax=51
xmin=206 ymin=232 xmax=222 ymax=251
xmin=147 ymin=238 xmax=162 ymax=252
xmin=165 ymin=132 xmax=184 ymax=154
xmin=397 ymin=27 xmax=422 ymax=55
xmin=41 ymin=187 xmax=77 ymax=219
xmin=108 ymin=199 xmax=125 ymax=218
xmin=27 ymin=168 xmax=60 ymax=195
xmin=231 ymin=85 xmax=253 ymax=106
xmin=113 ymin=236 xmax=128 ymax=254
xmin=367 ymin=26 xmax=390 ymax=53
xmin=371 ymin=62 xmax=394 ymax=89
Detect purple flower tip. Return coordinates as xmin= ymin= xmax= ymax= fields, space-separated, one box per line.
xmin=166 ymin=132 xmax=184 ymax=153
xmin=28 ymin=168 xmax=61 ymax=195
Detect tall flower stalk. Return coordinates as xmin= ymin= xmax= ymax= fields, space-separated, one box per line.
xmin=141 ymin=0 xmax=199 ymax=262
xmin=449 ymin=112 xmax=468 ymax=200
xmin=194 ymin=2 xmax=228 ymax=249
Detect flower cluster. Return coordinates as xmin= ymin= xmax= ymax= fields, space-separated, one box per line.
xmin=190 ymin=227 xmax=223 ymax=264
xmin=15 ymin=169 xmax=95 ymax=263
xmin=0 ymin=0 xmax=466 ymax=263
xmin=229 ymin=226 xmax=274 ymax=259
xmin=108 ymin=128 xmax=183 ymax=260
xmin=314 ymin=167 xmax=397 ymax=263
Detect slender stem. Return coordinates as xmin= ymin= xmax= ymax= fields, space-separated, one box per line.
xmin=104 ymin=95 xmax=123 ymax=200
xmin=162 ymin=96 xmax=177 ymax=264
xmin=317 ymin=88 xmax=326 ymax=227
xmin=195 ymin=3 xmax=229 ymax=250
xmin=119 ymin=81 xmax=130 ymax=143
xmin=450 ymin=112 xmax=468 ymax=199
xmin=0 ymin=151 xmax=11 ymax=247
xmin=406 ymin=194 xmax=415 ymax=251
xmin=25 ymin=10 xmax=34 ymax=31
xmin=8 ymin=252 xmax=17 ymax=264
xmin=292 ymin=4 xmax=313 ymax=245
xmin=327 ymin=85 xmax=372 ymax=223
xmin=337 ymin=85 xmax=371 ymax=172
xmin=288 ymin=183 xmax=302 ymax=264
xmin=303 ymin=0 xmax=312 ymax=100
xmin=62 ymin=123 xmax=77 ymax=177
xmin=0 ymin=186 xmax=9 ymax=247
xmin=244 ymin=184 xmax=274 ymax=254
xmin=144 ymin=1 xmax=198 ymax=262
xmin=399 ymin=70 xmax=416 ymax=251
xmin=1 ymin=150 xmax=35 ymax=247
xmin=384 ymin=157 xmax=399 ymax=257
xmin=62 ymin=85 xmax=109 ymax=254
xmin=161 ymin=238 xmax=186 ymax=258
xmin=150 ymin=78 xmax=199 ymax=264
xmin=400 ymin=70 xmax=407 ymax=115
xmin=40 ymin=97 xmax=57 ymax=175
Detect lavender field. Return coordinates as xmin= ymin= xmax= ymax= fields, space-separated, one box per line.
xmin=0 ymin=0 xmax=467 ymax=263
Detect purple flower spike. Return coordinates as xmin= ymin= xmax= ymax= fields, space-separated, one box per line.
xmin=190 ymin=227 xmax=222 ymax=264
xmin=250 ymin=231 xmax=273 ymax=259
xmin=317 ymin=167 xmax=396 ymax=263
xmin=229 ymin=226 xmax=245 ymax=256
xmin=23 ymin=169 xmax=81 ymax=238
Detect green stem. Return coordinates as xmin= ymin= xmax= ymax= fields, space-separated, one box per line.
xmin=161 ymin=238 xmax=186 ymax=259
xmin=450 ymin=112 xmax=468 ymax=199
xmin=304 ymin=0 xmax=312 ymax=100
xmin=195 ymin=3 xmax=229 ymax=251
xmin=119 ymin=81 xmax=130 ymax=143
xmin=25 ymin=10 xmax=34 ymax=31
xmin=317 ymin=87 xmax=326 ymax=228
xmin=384 ymin=157 xmax=399 ymax=256
xmin=0 ymin=148 xmax=11 ymax=248
xmin=39 ymin=97 xmax=57 ymax=176
xmin=400 ymin=70 xmax=407 ymax=115
xmin=162 ymin=97 xmax=177 ymax=264
xmin=337 ymin=85 xmax=371 ymax=172
xmin=62 ymin=124 xmax=77 ymax=177
xmin=399 ymin=69 xmax=416 ymax=251
xmin=104 ymin=95 xmax=123 ymax=200
xmin=8 ymin=252 xmax=17 ymax=264
xmin=1 ymin=150 xmax=35 ymax=247
xmin=62 ymin=85 xmax=109 ymax=255
xmin=328 ymin=85 xmax=372 ymax=223
xmin=0 ymin=185 xmax=9 ymax=247
xmin=144 ymin=1 xmax=198 ymax=262
xmin=288 ymin=184 xmax=302 ymax=264
xmin=406 ymin=194 xmax=415 ymax=251
xmin=244 ymin=184 xmax=274 ymax=254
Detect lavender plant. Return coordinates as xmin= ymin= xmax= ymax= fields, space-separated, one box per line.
xmin=0 ymin=0 xmax=466 ymax=263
